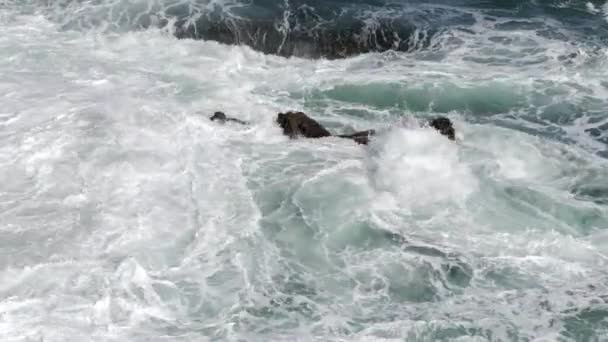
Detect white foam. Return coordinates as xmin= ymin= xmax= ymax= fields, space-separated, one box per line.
xmin=366 ymin=126 xmax=477 ymax=210
xmin=587 ymin=2 xmax=601 ymax=14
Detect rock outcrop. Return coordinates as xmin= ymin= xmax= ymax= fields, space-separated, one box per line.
xmin=174 ymin=14 xmax=434 ymax=59
xmin=209 ymin=111 xmax=455 ymax=144
xmin=276 ymin=111 xmax=332 ymax=138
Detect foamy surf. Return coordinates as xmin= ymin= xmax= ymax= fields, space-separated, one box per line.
xmin=1 ymin=1 xmax=608 ymax=341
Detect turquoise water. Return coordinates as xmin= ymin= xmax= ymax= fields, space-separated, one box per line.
xmin=1 ymin=1 xmax=608 ymax=341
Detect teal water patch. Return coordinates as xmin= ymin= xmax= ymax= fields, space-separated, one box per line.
xmin=303 ymin=82 xmax=526 ymax=116
xmin=561 ymin=306 xmax=608 ymax=341
xmin=292 ymin=78 xmax=608 ymax=159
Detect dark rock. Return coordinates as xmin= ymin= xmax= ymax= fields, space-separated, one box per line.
xmin=211 ymin=110 xmax=456 ymax=144
xmin=429 ymin=117 xmax=455 ymax=140
xmin=174 ymin=16 xmax=429 ymax=60
xmin=276 ymin=111 xmax=332 ymax=138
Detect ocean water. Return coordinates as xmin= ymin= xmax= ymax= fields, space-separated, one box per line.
xmin=1 ymin=0 xmax=608 ymax=341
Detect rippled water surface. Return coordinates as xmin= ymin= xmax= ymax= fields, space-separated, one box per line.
xmin=1 ymin=1 xmax=608 ymax=341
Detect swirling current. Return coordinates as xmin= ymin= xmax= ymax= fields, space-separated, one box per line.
xmin=1 ymin=0 xmax=608 ymax=341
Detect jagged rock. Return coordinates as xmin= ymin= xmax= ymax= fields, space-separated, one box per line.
xmin=276 ymin=111 xmax=332 ymax=138
xmin=429 ymin=117 xmax=455 ymax=140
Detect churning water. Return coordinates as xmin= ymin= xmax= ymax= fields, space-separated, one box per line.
xmin=1 ymin=0 xmax=608 ymax=341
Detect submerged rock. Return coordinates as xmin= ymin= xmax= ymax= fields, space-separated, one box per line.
xmin=209 ymin=111 xmax=227 ymax=122
xmin=337 ymin=130 xmax=376 ymax=145
xmin=209 ymin=111 xmax=248 ymax=125
xmin=174 ymin=16 xmax=431 ymax=59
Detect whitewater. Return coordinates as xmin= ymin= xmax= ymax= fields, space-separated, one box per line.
xmin=1 ymin=0 xmax=608 ymax=341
